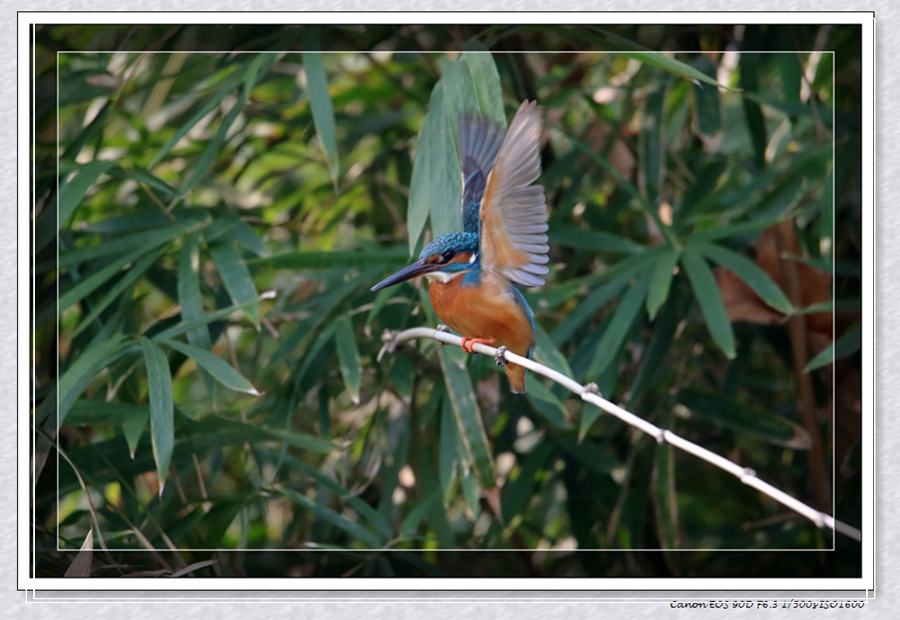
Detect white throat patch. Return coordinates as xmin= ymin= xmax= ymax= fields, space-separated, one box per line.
xmin=424 ymin=271 xmax=464 ymax=283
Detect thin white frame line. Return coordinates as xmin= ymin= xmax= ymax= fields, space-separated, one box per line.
xmin=45 ymin=45 xmax=851 ymax=557
xmin=31 ymin=21 xmax=37 ymax=600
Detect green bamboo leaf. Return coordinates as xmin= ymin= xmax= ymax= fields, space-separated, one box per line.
xmin=739 ymin=50 xmax=767 ymax=168
xmin=798 ymin=298 xmax=860 ymax=315
xmin=526 ymin=380 xmax=572 ymax=429
xmin=805 ymin=323 xmax=861 ymax=372
xmin=614 ymin=444 xmax=653 ymax=548
xmin=72 ymin=246 xmax=167 ymax=338
xmin=533 ymin=322 xmax=574 ymax=382
xmin=691 ymin=56 xmax=722 ymax=136
xmin=437 ymin=386 xmax=459 ymax=504
xmin=365 ymin=285 xmax=396 ymax=334
xmin=690 ymin=215 xmax=787 ymax=243
xmin=551 ymin=275 xmax=629 ymax=346
xmin=459 ymin=44 xmax=506 ymax=124
xmin=587 ymin=270 xmax=652 ymax=379
xmin=640 ymin=85 xmax=666 ymax=199
xmin=58 ymin=159 xmax=118 ymax=227
xmin=646 ymin=249 xmax=680 ymax=320
xmin=678 ymin=388 xmax=810 ymax=448
xmin=62 ymin=99 xmax=110 ymax=161
xmin=441 ymin=58 xmax=479 ymax=145
xmin=693 ymin=241 xmax=794 ymax=314
xmin=302 ymin=51 xmax=340 ymax=185
xmin=334 ymin=315 xmax=362 ymax=405
xmin=680 ymin=158 xmax=728 ymax=219
xmin=282 ymin=454 xmax=394 ymax=542
xmin=213 ymin=215 xmax=270 ymax=258
xmin=281 ymin=487 xmax=382 ymax=547
xmin=269 ymin=271 xmax=374 ymax=367
xmin=461 ymin=470 xmax=481 ymax=517
xmin=58 ymin=244 xmax=150 ymax=313
xmin=149 ymin=302 xmax=246 ymax=343
xmin=139 ymin=337 xmax=174 ymax=487
xmin=399 ymin=487 xmax=441 ymax=540
xmin=182 ymin=55 xmax=267 ymax=193
xmin=557 ymin=126 xmax=661 ymax=230
xmin=653 ymin=415 xmax=679 ymax=550
xmin=177 ymin=230 xmax=215 ymax=396
xmin=200 ymin=493 xmax=257 ymax=547
xmin=78 ymin=208 xmax=210 ymax=235
xmin=681 ymin=246 xmax=736 ymax=358
xmin=58 ymin=336 xmax=128 ymax=425
xmin=438 ymin=346 xmax=496 ymax=489
xmin=628 ymin=281 xmax=692 ymax=408
xmin=65 ymin=400 xmax=147 ymax=426
xmin=250 ymin=250 xmax=408 ymax=270
xmin=58 ymin=225 xmax=182 ymax=270
xmin=554 ymin=264 xmax=656 ymax=346
xmin=161 ymin=338 xmax=259 ymax=395
xmin=122 ymin=405 xmax=150 ymax=459
xmin=413 ymin=445 xmax=456 ymax=549
xmin=424 ymin=83 xmax=462 ymax=237
xmin=109 ymin=166 xmax=179 ymax=203
xmin=407 ymin=117 xmax=432 ymax=256
xmin=573 ymin=28 xmax=732 ymax=90
xmin=554 ymin=435 xmax=620 ymax=475
xmin=778 ymin=42 xmax=802 ymax=106
xmin=149 ymin=71 xmax=240 ymax=168
xmin=182 ymin=416 xmax=337 ymax=454
xmin=548 ymin=226 xmax=645 ymax=254
xmin=501 ymin=441 xmax=554 ymax=523
xmin=208 ymin=240 xmax=259 ymax=327
xmin=820 ymin=168 xmax=834 ymax=258
xmin=623 ymin=51 xmax=730 ymax=90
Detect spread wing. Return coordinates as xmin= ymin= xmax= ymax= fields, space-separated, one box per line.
xmin=479 ymin=100 xmax=550 ymax=287
xmin=459 ymin=116 xmax=506 ymax=234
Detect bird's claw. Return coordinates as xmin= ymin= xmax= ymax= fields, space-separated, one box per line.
xmin=460 ymin=337 xmax=495 ymax=353
xmin=494 ymin=346 xmax=509 ymax=367
xmin=377 ymin=329 xmax=399 ymax=362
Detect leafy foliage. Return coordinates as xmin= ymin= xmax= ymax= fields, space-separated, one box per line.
xmin=32 ymin=23 xmax=862 ymax=579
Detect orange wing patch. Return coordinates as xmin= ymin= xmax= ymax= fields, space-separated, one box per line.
xmin=478 ymin=101 xmax=550 ymax=288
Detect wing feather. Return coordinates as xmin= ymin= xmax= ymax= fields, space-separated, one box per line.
xmin=459 ymin=117 xmax=506 ymax=234
xmin=479 ymin=100 xmax=550 ymax=287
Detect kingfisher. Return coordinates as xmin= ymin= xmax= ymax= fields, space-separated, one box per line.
xmin=372 ymin=100 xmax=549 ymax=393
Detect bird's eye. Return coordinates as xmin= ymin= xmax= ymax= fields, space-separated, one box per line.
xmin=440 ymin=250 xmax=454 ymax=263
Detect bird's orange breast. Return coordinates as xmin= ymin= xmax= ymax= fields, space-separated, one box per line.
xmin=429 ymin=273 xmax=535 ymax=394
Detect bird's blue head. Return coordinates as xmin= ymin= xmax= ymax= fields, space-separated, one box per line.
xmin=371 ymin=232 xmax=480 ymax=291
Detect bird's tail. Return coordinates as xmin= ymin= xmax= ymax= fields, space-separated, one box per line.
xmin=505 ymin=363 xmax=528 ymax=394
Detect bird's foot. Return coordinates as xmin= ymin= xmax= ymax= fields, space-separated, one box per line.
xmin=460 ymin=337 xmax=495 ymax=353
xmin=435 ymin=324 xmax=452 ymax=345
xmin=493 ymin=346 xmax=509 ymax=367
xmin=377 ymin=329 xmax=399 ymax=362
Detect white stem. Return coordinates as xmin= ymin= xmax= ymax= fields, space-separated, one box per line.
xmin=380 ymin=326 xmax=861 ymax=543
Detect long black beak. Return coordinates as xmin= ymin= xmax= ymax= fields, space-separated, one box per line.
xmin=370 ymin=260 xmax=438 ymax=292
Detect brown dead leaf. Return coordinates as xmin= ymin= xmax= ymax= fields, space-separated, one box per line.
xmin=715 ymin=221 xmax=855 ymax=353
xmin=715 ymin=267 xmax=785 ymax=325
xmin=64 ymin=529 xmax=94 ymax=578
